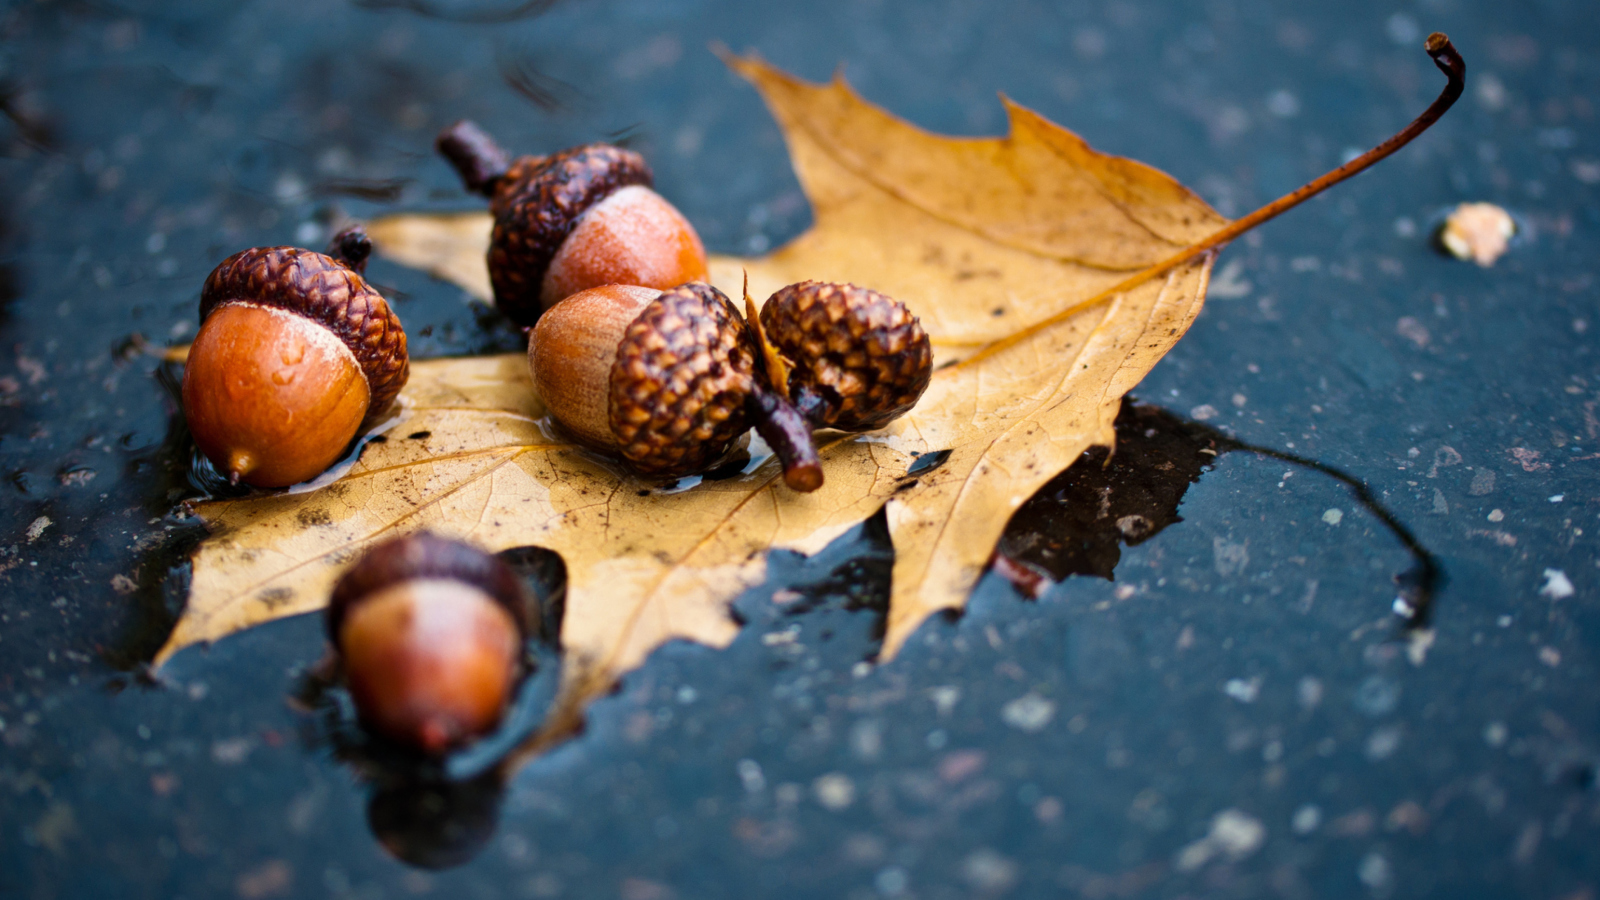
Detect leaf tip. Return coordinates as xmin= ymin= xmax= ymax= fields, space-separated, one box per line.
xmin=713 ymin=43 xmax=766 ymax=82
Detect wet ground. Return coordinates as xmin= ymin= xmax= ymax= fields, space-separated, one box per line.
xmin=2 ymin=1 xmax=1598 ymax=897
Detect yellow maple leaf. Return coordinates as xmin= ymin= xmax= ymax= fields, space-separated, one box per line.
xmin=157 ymin=36 xmax=1465 ymax=753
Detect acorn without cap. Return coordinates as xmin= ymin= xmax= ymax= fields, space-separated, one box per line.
xmin=529 ymin=282 xmax=823 ymax=491
xmin=182 ymin=226 xmax=408 ymax=488
xmin=328 ymin=532 xmax=530 ymax=755
xmin=757 ymin=281 xmax=932 ymax=432
xmin=437 ymin=121 xmax=708 ymax=327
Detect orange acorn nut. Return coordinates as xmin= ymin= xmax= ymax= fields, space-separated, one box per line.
xmin=437 ymin=121 xmax=708 ymax=327
xmin=328 ymin=532 xmax=531 ymax=755
xmin=181 ymin=227 xmax=408 ymax=488
xmin=530 ymin=282 xmax=824 ymax=491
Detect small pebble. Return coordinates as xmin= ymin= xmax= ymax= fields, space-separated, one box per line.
xmin=929 ymin=685 xmax=961 ymax=716
xmin=1484 ymin=721 xmax=1508 ymax=747
xmin=1297 ymin=677 xmax=1324 ymax=709
xmin=1224 ymin=677 xmax=1261 ymax=703
xmin=1438 ymin=202 xmax=1515 ymax=266
xmin=1322 ymin=509 xmax=1344 ymax=525
xmin=875 ymin=867 xmax=908 ymax=897
xmin=960 ymin=849 xmax=1019 ymax=893
xmin=1366 ymin=727 xmax=1402 ymax=761
xmin=1001 ymin=694 xmax=1056 ymax=733
xmin=25 ymin=516 xmax=51 ymax=542
xmin=1358 ymin=852 xmax=1393 ymax=891
xmin=1539 ymin=569 xmax=1574 ymax=600
xmin=736 ymin=759 xmax=765 ymax=793
xmin=1175 ymin=808 xmax=1266 ymax=872
xmin=812 ymin=773 xmax=855 ymax=811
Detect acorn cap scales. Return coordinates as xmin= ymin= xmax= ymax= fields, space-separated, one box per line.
xmin=200 ymin=241 xmax=409 ymax=421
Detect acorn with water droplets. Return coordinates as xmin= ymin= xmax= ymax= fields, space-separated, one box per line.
xmin=529 ymin=282 xmax=823 ymax=491
xmin=328 ymin=532 xmax=531 ymax=755
xmin=182 ymin=226 xmax=408 ymax=488
xmin=756 ymin=280 xmax=932 ymax=432
xmin=438 ymin=121 xmax=708 ymax=327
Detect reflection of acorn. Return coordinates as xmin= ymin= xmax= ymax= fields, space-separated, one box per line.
xmin=368 ymin=768 xmax=504 ymax=870
xmin=530 ymin=282 xmax=823 ymax=490
xmin=328 ymin=533 xmax=529 ymax=755
xmin=437 ymin=121 xmax=708 ymax=326
xmin=759 ymin=281 xmax=931 ymax=432
xmin=182 ymin=227 xmax=408 ymax=488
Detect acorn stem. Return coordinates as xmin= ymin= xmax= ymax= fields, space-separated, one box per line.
xmin=437 ymin=120 xmax=513 ymax=196
xmin=328 ymin=225 xmax=372 ymax=274
xmin=747 ymin=388 xmax=823 ymax=492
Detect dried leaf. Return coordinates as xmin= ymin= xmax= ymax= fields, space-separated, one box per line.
xmin=158 ymin=54 xmax=1221 ymax=741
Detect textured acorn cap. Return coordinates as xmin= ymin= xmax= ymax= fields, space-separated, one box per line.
xmin=327 ymin=532 xmax=531 ymax=644
xmin=486 ymin=144 xmax=653 ymax=327
xmin=201 ymin=245 xmax=409 ymax=421
xmin=759 ymin=281 xmax=932 ymax=432
xmin=608 ymin=283 xmax=758 ymax=476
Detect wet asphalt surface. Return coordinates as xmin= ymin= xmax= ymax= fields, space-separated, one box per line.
xmin=1 ymin=1 xmax=1598 ymax=897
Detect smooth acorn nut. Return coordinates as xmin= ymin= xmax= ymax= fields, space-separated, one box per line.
xmin=437 ymin=121 xmax=708 ymax=327
xmin=758 ymin=281 xmax=932 ymax=432
xmin=529 ymin=282 xmax=823 ymax=490
xmin=182 ymin=226 xmax=408 ymax=488
xmin=328 ymin=532 xmax=530 ymax=755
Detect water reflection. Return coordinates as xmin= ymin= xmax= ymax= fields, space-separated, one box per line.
xmin=295 ymin=544 xmax=566 ymax=868
xmin=368 ymin=767 xmax=507 ymax=869
xmin=186 ymin=398 xmax=1441 ymax=871
xmin=996 ymin=400 xmax=1441 ymax=627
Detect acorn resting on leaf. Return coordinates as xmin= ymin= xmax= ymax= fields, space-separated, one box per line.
xmin=757 ymin=280 xmax=932 ymax=432
xmin=181 ymin=226 xmax=408 ymax=488
xmin=328 ymin=532 xmax=530 ymax=755
xmin=529 ymin=282 xmax=823 ymax=491
xmin=437 ymin=120 xmax=708 ymax=326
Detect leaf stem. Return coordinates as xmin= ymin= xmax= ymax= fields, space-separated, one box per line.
xmin=1181 ymin=33 xmax=1463 ymax=266
xmin=967 ymin=33 xmax=1465 ymax=367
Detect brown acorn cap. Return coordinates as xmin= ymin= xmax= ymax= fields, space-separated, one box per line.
xmin=326 ymin=532 xmax=532 ymax=644
xmin=608 ymin=283 xmax=758 ymax=476
xmin=486 ymin=144 xmax=653 ymax=327
xmin=200 ymin=239 xmax=409 ymax=422
xmin=759 ymin=281 xmax=932 ymax=432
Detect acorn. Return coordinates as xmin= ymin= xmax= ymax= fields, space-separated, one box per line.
xmin=757 ymin=280 xmax=932 ymax=432
xmin=182 ymin=226 xmax=408 ymax=488
xmin=437 ymin=121 xmax=708 ymax=327
xmin=327 ymin=532 xmax=530 ymax=755
xmin=529 ymin=282 xmax=823 ymax=491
